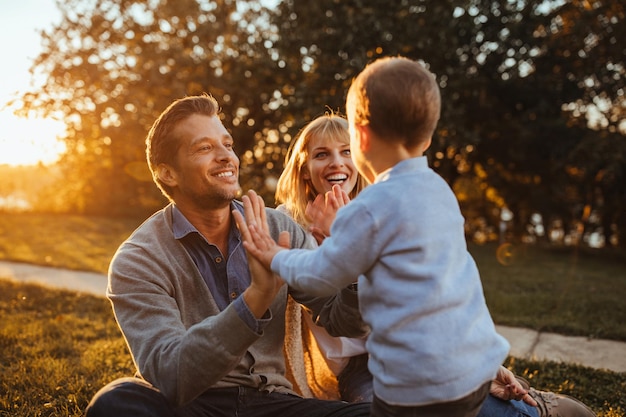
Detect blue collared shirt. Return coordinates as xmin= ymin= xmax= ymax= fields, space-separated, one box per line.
xmin=172 ymin=203 xmax=269 ymax=333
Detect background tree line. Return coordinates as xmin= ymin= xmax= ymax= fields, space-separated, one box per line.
xmin=12 ymin=0 xmax=626 ymax=248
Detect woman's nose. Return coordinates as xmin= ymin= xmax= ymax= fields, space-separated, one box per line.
xmin=329 ymin=152 xmax=344 ymax=166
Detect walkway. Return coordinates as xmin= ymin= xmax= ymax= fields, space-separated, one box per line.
xmin=1 ymin=260 xmax=625 ymax=374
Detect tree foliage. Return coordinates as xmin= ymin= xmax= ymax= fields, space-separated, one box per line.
xmin=15 ymin=0 xmax=626 ymax=247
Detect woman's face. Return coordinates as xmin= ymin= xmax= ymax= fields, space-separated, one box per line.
xmin=304 ymin=135 xmax=358 ymax=195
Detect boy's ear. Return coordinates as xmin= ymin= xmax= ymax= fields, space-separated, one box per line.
xmin=356 ymin=124 xmax=371 ymax=152
xmin=157 ymin=164 xmax=178 ymax=187
xmin=422 ymin=137 xmax=432 ymax=153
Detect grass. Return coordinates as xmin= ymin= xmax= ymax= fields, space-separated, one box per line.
xmin=0 ymin=280 xmax=133 ymax=416
xmin=0 ymin=212 xmax=142 ymax=273
xmin=472 ymin=243 xmax=626 ymax=341
xmin=0 ymin=212 xmax=625 ymax=416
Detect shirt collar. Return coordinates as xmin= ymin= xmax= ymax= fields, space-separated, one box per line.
xmin=375 ymin=155 xmax=429 ymax=183
xmin=172 ymin=202 xmax=243 ymax=240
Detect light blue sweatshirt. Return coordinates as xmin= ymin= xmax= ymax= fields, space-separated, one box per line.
xmin=272 ymin=156 xmax=510 ymax=406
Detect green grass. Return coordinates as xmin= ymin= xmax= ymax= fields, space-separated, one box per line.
xmin=1 ymin=212 xmax=625 ymax=416
xmin=0 ymin=212 xmax=142 ymax=273
xmin=0 ymin=280 xmax=133 ymax=417
xmin=472 ymin=242 xmax=626 ymax=341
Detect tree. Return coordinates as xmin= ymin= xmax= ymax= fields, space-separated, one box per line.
xmin=16 ymin=0 xmax=626 ymax=248
xmin=15 ymin=0 xmax=285 ymax=215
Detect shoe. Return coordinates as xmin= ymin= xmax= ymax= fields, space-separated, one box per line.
xmin=528 ymin=388 xmax=597 ymax=417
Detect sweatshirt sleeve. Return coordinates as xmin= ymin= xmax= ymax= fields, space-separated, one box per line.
xmin=272 ymin=200 xmax=379 ymax=297
xmin=107 ymin=240 xmax=264 ymax=406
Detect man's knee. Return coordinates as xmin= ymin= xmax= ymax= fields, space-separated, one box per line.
xmin=86 ymin=377 xmax=175 ymax=417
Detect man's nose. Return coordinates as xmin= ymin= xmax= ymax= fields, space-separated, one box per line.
xmin=216 ymin=144 xmax=236 ymax=161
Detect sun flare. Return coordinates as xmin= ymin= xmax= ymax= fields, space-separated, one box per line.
xmin=0 ymin=111 xmax=66 ymax=166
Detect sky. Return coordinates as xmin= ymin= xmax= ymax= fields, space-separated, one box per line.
xmin=0 ymin=1 xmax=66 ymax=166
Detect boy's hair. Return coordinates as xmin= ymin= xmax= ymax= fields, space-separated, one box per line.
xmin=275 ymin=112 xmax=368 ymax=227
xmin=348 ymin=56 xmax=441 ymax=149
xmin=145 ymin=93 xmax=220 ymax=201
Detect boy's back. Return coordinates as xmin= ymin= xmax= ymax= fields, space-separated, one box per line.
xmin=271 ymin=154 xmax=509 ymax=405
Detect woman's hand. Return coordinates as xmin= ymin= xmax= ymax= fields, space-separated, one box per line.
xmin=490 ymin=366 xmax=537 ymax=406
xmin=305 ymin=184 xmax=350 ymax=244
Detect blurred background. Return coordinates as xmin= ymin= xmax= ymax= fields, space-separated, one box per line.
xmin=1 ymin=0 xmax=624 ymax=251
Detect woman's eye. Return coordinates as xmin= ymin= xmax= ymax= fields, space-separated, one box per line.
xmin=314 ymin=152 xmax=328 ymax=158
xmin=342 ymin=150 xmax=351 ymax=156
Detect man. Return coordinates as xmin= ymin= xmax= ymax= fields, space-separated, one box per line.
xmin=85 ymin=93 xmax=369 ymax=417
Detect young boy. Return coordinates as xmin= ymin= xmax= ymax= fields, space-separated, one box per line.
xmin=235 ymin=56 xmax=510 ymax=417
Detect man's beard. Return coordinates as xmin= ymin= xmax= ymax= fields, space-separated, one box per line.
xmin=193 ymin=185 xmax=242 ymax=210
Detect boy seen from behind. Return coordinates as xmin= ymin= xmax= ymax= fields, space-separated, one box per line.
xmin=235 ymin=56 xmax=510 ymax=417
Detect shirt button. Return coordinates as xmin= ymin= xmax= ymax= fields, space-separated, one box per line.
xmin=215 ymin=256 xmax=223 ymax=263
xmin=230 ymin=292 xmax=237 ymax=299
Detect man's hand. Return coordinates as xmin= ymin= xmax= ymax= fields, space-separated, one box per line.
xmin=490 ymin=366 xmax=537 ymax=406
xmin=305 ymin=184 xmax=350 ymax=245
xmin=243 ymin=250 xmax=285 ymax=318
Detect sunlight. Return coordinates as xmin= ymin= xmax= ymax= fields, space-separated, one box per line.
xmin=0 ymin=110 xmax=66 ymax=166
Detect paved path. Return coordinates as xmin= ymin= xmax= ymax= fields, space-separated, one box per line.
xmin=2 ymin=260 xmax=625 ymax=374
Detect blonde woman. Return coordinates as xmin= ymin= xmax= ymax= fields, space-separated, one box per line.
xmin=276 ymin=112 xmax=372 ymax=403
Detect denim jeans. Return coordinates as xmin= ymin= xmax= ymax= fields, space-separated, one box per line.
xmin=479 ymin=396 xmax=539 ymax=417
xmin=85 ymin=377 xmax=370 ymax=417
xmin=338 ymin=353 xmax=374 ymax=403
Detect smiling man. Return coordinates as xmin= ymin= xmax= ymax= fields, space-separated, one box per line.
xmin=85 ymin=93 xmax=370 ymax=417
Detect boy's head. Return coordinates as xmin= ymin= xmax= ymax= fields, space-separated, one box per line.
xmin=346 ymin=56 xmax=441 ymax=152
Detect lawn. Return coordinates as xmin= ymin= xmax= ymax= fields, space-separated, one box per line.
xmin=0 ymin=212 xmax=625 ymax=416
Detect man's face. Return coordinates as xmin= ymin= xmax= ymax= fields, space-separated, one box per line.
xmin=167 ymin=114 xmax=241 ymax=209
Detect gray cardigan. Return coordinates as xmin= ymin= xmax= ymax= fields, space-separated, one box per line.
xmin=107 ymin=202 xmax=364 ymax=406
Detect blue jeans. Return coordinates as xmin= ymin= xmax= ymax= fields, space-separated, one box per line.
xmin=85 ymin=377 xmax=370 ymax=417
xmin=479 ymin=396 xmax=539 ymax=417
xmin=338 ymin=353 xmax=374 ymax=403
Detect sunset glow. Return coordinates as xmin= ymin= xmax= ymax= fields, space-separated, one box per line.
xmin=0 ymin=111 xmax=66 ymax=166
xmin=1 ymin=1 xmax=63 ymax=166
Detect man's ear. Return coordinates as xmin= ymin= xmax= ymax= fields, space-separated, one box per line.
xmin=157 ymin=164 xmax=178 ymax=187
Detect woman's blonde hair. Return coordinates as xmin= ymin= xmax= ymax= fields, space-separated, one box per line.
xmin=275 ymin=111 xmax=368 ymax=227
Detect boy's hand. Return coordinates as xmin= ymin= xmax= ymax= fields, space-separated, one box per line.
xmin=233 ymin=190 xmax=288 ymax=270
